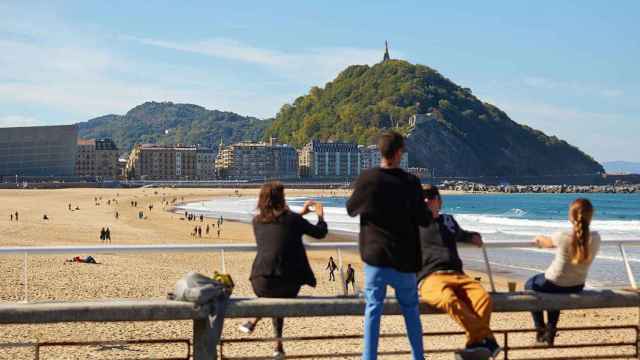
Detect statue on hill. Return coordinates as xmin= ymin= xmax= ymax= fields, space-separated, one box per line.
xmin=382 ymin=40 xmax=391 ymax=62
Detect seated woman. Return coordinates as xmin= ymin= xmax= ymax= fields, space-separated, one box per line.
xmin=526 ymin=198 xmax=600 ymax=346
xmin=239 ymin=181 xmax=328 ymax=359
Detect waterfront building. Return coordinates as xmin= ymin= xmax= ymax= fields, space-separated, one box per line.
xmin=215 ymin=140 xmax=298 ymax=179
xmin=125 ymin=144 xmax=197 ymax=180
xmin=298 ymin=140 xmax=360 ymax=178
xmin=75 ymin=138 xmax=119 ymax=178
xmin=196 ymin=147 xmax=216 ymax=180
xmin=0 ymin=125 xmax=78 ymax=177
xmin=359 ymin=144 xmax=408 ymax=171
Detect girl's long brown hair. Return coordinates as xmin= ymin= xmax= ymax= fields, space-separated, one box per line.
xmin=255 ymin=181 xmax=286 ymax=223
xmin=570 ymin=198 xmax=594 ymax=264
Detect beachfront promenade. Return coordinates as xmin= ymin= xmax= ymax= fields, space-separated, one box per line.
xmin=2 ymin=241 xmax=640 ymax=359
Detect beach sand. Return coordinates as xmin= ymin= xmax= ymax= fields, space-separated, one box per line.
xmin=0 ymin=188 xmax=636 ymax=359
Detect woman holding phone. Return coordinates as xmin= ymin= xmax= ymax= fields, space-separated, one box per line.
xmin=239 ymin=181 xmax=328 ymax=359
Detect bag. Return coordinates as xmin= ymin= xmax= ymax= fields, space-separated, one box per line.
xmin=172 ymin=271 xmax=234 ymax=305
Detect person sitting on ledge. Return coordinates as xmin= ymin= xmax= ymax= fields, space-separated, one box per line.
xmin=526 ymin=198 xmax=600 ymax=347
xmin=417 ymin=185 xmax=501 ymax=360
xmin=239 ymin=181 xmax=328 ymax=360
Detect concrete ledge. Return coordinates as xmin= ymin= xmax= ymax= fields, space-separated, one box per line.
xmin=0 ymin=299 xmax=210 ymax=324
xmin=0 ymin=290 xmax=638 ymax=325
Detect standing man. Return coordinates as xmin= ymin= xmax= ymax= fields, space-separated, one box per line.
xmin=326 ymin=257 xmax=338 ymax=282
xmin=347 ymin=131 xmax=432 ymax=360
xmin=345 ymin=264 xmax=356 ymax=295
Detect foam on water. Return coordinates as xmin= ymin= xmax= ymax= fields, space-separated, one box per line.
xmin=177 ymin=193 xmax=640 ymax=286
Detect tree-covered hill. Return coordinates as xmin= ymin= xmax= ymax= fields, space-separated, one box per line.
xmin=77 ymin=101 xmax=271 ymax=153
xmin=266 ymin=59 xmax=604 ymax=176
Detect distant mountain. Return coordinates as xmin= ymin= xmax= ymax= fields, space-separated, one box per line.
xmin=603 ymin=161 xmax=640 ymax=174
xmin=77 ymin=102 xmax=272 ymax=152
xmin=266 ymin=59 xmax=603 ymax=177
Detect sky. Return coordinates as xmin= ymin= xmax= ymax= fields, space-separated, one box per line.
xmin=0 ymin=1 xmax=638 ymax=162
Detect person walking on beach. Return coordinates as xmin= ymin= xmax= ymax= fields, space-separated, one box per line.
xmin=206 ymin=224 xmax=210 ymax=235
xmin=418 ymin=185 xmax=501 ymax=360
xmin=347 ymin=131 xmax=432 ymax=360
xmin=326 ymin=257 xmax=338 ymax=281
xmin=197 ymin=226 xmax=202 ymax=238
xmin=239 ymin=181 xmax=328 ymax=359
xmin=100 ymin=228 xmax=106 ymax=242
xmin=345 ymin=264 xmax=356 ymax=295
xmin=105 ymin=227 xmax=111 ymax=243
xmin=14 ymin=211 xmax=18 ymax=221
xmin=10 ymin=213 xmax=13 ymax=221
xmin=115 ymin=211 xmax=119 ymax=219
xmin=217 ymin=229 xmax=221 ymax=239
xmin=525 ymin=198 xmax=600 ymax=346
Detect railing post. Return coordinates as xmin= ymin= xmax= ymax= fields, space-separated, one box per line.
xmin=193 ymin=319 xmax=217 ymax=360
xmin=23 ymin=252 xmax=28 ymax=303
xmin=481 ymin=245 xmax=496 ymax=293
xmin=337 ymin=248 xmax=347 ymax=296
xmin=619 ymin=244 xmax=637 ymax=289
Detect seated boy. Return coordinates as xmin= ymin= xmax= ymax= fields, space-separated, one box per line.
xmin=418 ymin=185 xmax=501 ymax=360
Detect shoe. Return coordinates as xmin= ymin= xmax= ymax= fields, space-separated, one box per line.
xmin=453 ymin=346 xmax=491 ymax=360
xmin=273 ymin=350 xmax=285 ymax=359
xmin=534 ymin=328 xmax=546 ymax=346
xmin=543 ymin=327 xmax=557 ymax=347
xmin=238 ymin=321 xmax=255 ymax=334
xmin=481 ymin=337 xmax=502 ymax=358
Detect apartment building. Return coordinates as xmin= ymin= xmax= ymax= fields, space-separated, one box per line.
xmin=298 ymin=140 xmax=360 ymax=178
xmin=126 ymin=144 xmax=197 ymax=180
xmin=76 ymin=138 xmax=120 ymax=178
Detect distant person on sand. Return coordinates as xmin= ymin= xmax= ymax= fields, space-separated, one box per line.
xmin=239 ymin=181 xmax=327 ymax=359
xmin=198 ymin=226 xmax=202 ymax=238
xmin=115 ymin=211 xmax=119 ymax=219
xmin=346 ymin=131 xmax=432 ymax=360
xmin=42 ymin=214 xmax=48 ymax=221
xmin=206 ymin=224 xmax=210 ymax=235
xmin=217 ymin=229 xmax=221 ymax=238
xmin=526 ymin=198 xmax=600 ymax=347
xmin=418 ymin=185 xmax=501 ymax=360
xmin=14 ymin=211 xmax=18 ymax=221
xmin=10 ymin=213 xmax=13 ymax=221
xmin=345 ymin=264 xmax=356 ymax=294
xmin=100 ymin=228 xmax=106 ymax=242
xmin=105 ymin=228 xmax=111 ymax=243
xmin=326 ymin=257 xmax=338 ymax=281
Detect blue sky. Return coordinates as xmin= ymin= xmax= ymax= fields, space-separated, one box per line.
xmin=0 ymin=1 xmax=638 ymax=162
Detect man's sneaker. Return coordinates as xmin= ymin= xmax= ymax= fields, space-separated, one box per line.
xmin=535 ymin=328 xmax=547 ymax=346
xmin=454 ymin=346 xmax=491 ymax=360
xmin=238 ymin=321 xmax=255 ymax=334
xmin=481 ymin=337 xmax=502 ymax=358
xmin=543 ymin=328 xmax=557 ymax=347
xmin=272 ymin=350 xmax=285 ymax=359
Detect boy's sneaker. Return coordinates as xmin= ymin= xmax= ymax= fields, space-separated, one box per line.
xmin=454 ymin=346 xmax=491 ymax=360
xmin=238 ymin=321 xmax=255 ymax=334
xmin=481 ymin=337 xmax=502 ymax=358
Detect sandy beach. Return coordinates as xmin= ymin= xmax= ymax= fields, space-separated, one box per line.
xmin=0 ymin=187 xmax=636 ymax=359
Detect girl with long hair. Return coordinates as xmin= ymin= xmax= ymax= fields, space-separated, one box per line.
xmin=240 ymin=181 xmax=328 ymax=359
xmin=525 ymin=198 xmax=601 ymax=346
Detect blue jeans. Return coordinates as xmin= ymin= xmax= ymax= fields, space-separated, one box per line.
xmin=525 ymin=273 xmax=584 ymax=330
xmin=363 ymin=264 xmax=424 ymax=360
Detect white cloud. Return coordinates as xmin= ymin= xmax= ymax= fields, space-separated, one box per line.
xmin=0 ymin=115 xmax=42 ymax=127
xmin=128 ymin=36 xmax=393 ymax=84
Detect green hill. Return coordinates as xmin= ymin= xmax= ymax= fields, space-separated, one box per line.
xmin=266 ymin=59 xmax=603 ymax=176
xmin=77 ymin=101 xmax=271 ymax=153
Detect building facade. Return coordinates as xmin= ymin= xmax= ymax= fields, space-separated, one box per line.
xmin=0 ymin=125 xmax=78 ymax=177
xmin=75 ymin=138 xmax=119 ymax=178
xmin=215 ymin=141 xmax=298 ymax=179
xmin=126 ymin=144 xmax=198 ymax=180
xmin=359 ymin=144 xmax=409 ymax=171
xmin=196 ymin=148 xmax=216 ymax=180
xmin=298 ymin=141 xmax=360 ymax=178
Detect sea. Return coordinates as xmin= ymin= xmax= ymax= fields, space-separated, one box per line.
xmin=177 ymin=193 xmax=640 ymax=288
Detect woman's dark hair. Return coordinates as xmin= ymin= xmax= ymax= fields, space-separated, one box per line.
xmin=378 ymin=131 xmax=405 ymax=160
xmin=422 ymin=184 xmax=441 ymax=201
xmin=255 ymin=181 xmax=286 ymax=223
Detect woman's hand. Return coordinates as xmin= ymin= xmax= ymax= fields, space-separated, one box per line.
xmin=535 ymin=235 xmax=554 ymax=248
xmin=300 ymin=200 xmax=315 ymax=216
xmin=315 ymin=202 xmax=324 ymax=218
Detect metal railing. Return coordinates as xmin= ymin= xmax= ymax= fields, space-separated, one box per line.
xmin=1 ymin=239 xmax=639 ymax=302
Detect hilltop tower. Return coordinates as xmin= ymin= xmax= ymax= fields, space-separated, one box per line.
xmin=382 ymin=40 xmax=390 ymax=62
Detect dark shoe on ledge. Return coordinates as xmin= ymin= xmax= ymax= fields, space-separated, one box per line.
xmin=543 ymin=327 xmax=557 ymax=347
xmin=454 ymin=344 xmax=492 ymax=360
